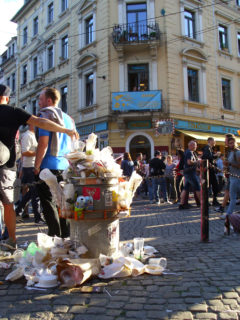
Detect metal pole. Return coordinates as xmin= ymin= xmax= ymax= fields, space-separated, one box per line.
xmin=200 ymin=159 xmax=209 ymax=242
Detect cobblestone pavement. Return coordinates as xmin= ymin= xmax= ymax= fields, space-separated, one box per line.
xmin=1 ymin=198 xmax=240 ymax=320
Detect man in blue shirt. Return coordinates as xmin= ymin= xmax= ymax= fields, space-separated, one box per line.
xmin=35 ymin=87 xmax=76 ymax=237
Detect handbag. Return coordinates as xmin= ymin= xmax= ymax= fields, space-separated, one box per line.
xmin=0 ymin=141 xmax=10 ymax=166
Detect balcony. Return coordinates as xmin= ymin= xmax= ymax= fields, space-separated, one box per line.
xmin=112 ymin=22 xmax=160 ymax=47
xmin=112 ymin=90 xmax=162 ymax=112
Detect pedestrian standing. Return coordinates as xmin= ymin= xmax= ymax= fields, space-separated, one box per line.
xmin=165 ymin=155 xmax=177 ymax=203
xmin=175 ymin=149 xmax=184 ymax=202
xmin=121 ymin=152 xmax=134 ymax=178
xmin=202 ymin=137 xmax=220 ymax=206
xmin=179 ymin=141 xmax=200 ymax=210
xmin=15 ymin=124 xmax=43 ymax=224
xmin=0 ymin=84 xmax=78 ymax=252
xmin=35 ymin=87 xmax=77 ymax=238
xmin=224 ymin=137 xmax=240 ymax=217
xmin=148 ymin=150 xmax=167 ymax=205
xmin=216 ymin=153 xmax=224 ymax=194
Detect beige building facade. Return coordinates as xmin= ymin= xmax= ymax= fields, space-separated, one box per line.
xmin=1 ymin=0 xmax=240 ymax=161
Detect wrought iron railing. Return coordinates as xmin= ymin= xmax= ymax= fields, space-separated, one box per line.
xmin=112 ymin=22 xmax=160 ymax=44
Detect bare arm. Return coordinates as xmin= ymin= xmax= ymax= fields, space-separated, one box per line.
xmin=34 ymin=136 xmax=49 ymax=174
xmin=27 ymin=115 xmax=79 ymax=140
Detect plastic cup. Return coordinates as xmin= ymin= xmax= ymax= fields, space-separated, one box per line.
xmin=149 ymin=257 xmax=167 ymax=269
xmin=134 ymin=238 xmax=144 ymax=252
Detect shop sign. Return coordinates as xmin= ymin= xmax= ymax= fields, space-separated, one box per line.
xmin=112 ymin=90 xmax=162 ymax=111
xmin=77 ymin=122 xmax=108 ymax=136
xmin=127 ymin=120 xmax=152 ymax=130
xmin=155 ymin=119 xmax=175 ymax=135
xmin=175 ymin=119 xmax=239 ymax=135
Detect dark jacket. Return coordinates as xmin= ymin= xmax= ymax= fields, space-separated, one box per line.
xmin=149 ymin=157 xmax=166 ymax=176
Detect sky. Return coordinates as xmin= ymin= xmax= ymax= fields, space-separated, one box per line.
xmin=0 ymin=0 xmax=24 ymax=54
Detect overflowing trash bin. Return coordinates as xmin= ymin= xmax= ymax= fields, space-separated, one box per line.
xmin=39 ymin=133 xmax=142 ymax=258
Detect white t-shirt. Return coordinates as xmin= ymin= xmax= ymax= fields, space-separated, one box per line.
xmin=21 ymin=130 xmax=38 ymax=168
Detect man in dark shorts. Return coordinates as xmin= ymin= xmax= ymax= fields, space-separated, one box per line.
xmin=179 ymin=141 xmax=200 ymax=210
xmin=0 ymin=84 xmax=78 ymax=251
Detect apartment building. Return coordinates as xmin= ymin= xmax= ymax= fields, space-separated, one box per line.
xmin=1 ymin=0 xmax=240 ymax=160
xmin=108 ymin=0 xmax=240 ymax=159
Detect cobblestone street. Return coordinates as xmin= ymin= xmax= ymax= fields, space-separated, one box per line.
xmin=1 ymin=199 xmax=240 ymax=320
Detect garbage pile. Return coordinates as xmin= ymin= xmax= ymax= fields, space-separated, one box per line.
xmin=5 ymin=233 xmax=167 ymax=289
xmin=39 ymin=133 xmax=143 ymax=219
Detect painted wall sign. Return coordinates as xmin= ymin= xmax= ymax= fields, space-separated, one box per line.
xmin=112 ymin=90 xmax=162 ymax=111
xmin=127 ymin=120 xmax=152 ymax=129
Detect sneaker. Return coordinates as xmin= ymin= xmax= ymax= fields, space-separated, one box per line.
xmin=166 ymin=200 xmax=173 ymax=204
xmin=21 ymin=213 xmax=30 ymax=219
xmin=212 ymin=200 xmax=221 ymax=207
xmin=35 ymin=218 xmax=45 ymax=225
xmin=214 ymin=206 xmax=224 ymax=213
xmin=178 ymin=204 xmax=185 ymax=210
xmin=220 ymin=214 xmax=227 ymax=220
xmin=0 ymin=238 xmax=17 ymax=252
xmin=156 ymin=201 xmax=160 ymax=205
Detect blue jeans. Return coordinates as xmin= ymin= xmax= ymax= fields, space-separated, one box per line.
xmin=148 ymin=177 xmax=167 ymax=202
xmin=227 ymin=177 xmax=240 ymax=215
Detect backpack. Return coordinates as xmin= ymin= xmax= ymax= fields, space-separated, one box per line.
xmin=0 ymin=141 xmax=10 ymax=166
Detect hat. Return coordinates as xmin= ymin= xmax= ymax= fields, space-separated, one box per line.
xmin=0 ymin=141 xmax=10 ymax=166
xmin=0 ymin=84 xmax=11 ymax=97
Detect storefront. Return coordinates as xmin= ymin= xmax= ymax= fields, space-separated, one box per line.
xmin=174 ymin=119 xmax=240 ymax=152
xmin=77 ymin=121 xmax=108 ymax=149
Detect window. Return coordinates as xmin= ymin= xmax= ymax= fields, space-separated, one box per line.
xmin=188 ymin=68 xmax=199 ymax=102
xmin=237 ymin=0 xmax=240 ymax=6
xmin=23 ymin=26 xmax=28 ymax=45
xmin=61 ymin=0 xmax=68 ymax=12
xmin=238 ymin=32 xmax=240 ymax=56
xmin=22 ymin=64 xmax=27 ymax=84
xmin=61 ymin=35 xmax=68 ymax=59
xmin=33 ymin=16 xmax=38 ymax=36
xmin=85 ymin=16 xmax=93 ymax=45
xmin=61 ymin=86 xmax=68 ymax=112
xmin=6 ymin=78 xmax=10 ymax=87
xmin=184 ymin=9 xmax=195 ymax=38
xmin=85 ymin=73 xmax=93 ymax=106
xmin=222 ymin=78 xmax=231 ymax=110
xmin=128 ymin=64 xmax=149 ymax=91
xmin=127 ymin=3 xmax=147 ymax=40
xmin=11 ymin=73 xmax=15 ymax=92
xmin=48 ymin=2 xmax=54 ymax=24
xmin=33 ymin=57 xmax=38 ymax=79
xmin=48 ymin=46 xmax=54 ymax=69
xmin=219 ymin=25 xmax=228 ymax=50
xmin=11 ymin=43 xmax=15 ymax=56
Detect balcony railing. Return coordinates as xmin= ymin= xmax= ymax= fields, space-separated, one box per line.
xmin=112 ymin=22 xmax=160 ymax=45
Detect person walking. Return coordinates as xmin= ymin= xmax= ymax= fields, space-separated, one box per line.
xmin=202 ymin=137 xmax=220 ymax=206
xmin=0 ymin=84 xmax=78 ymax=252
xmin=148 ymin=150 xmax=167 ymax=205
xmin=179 ymin=141 xmax=200 ymax=210
xmin=121 ymin=152 xmax=134 ymax=179
xmin=165 ymin=155 xmax=177 ymax=203
xmin=15 ymin=124 xmax=43 ymax=224
xmin=35 ymin=87 xmax=76 ymax=238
